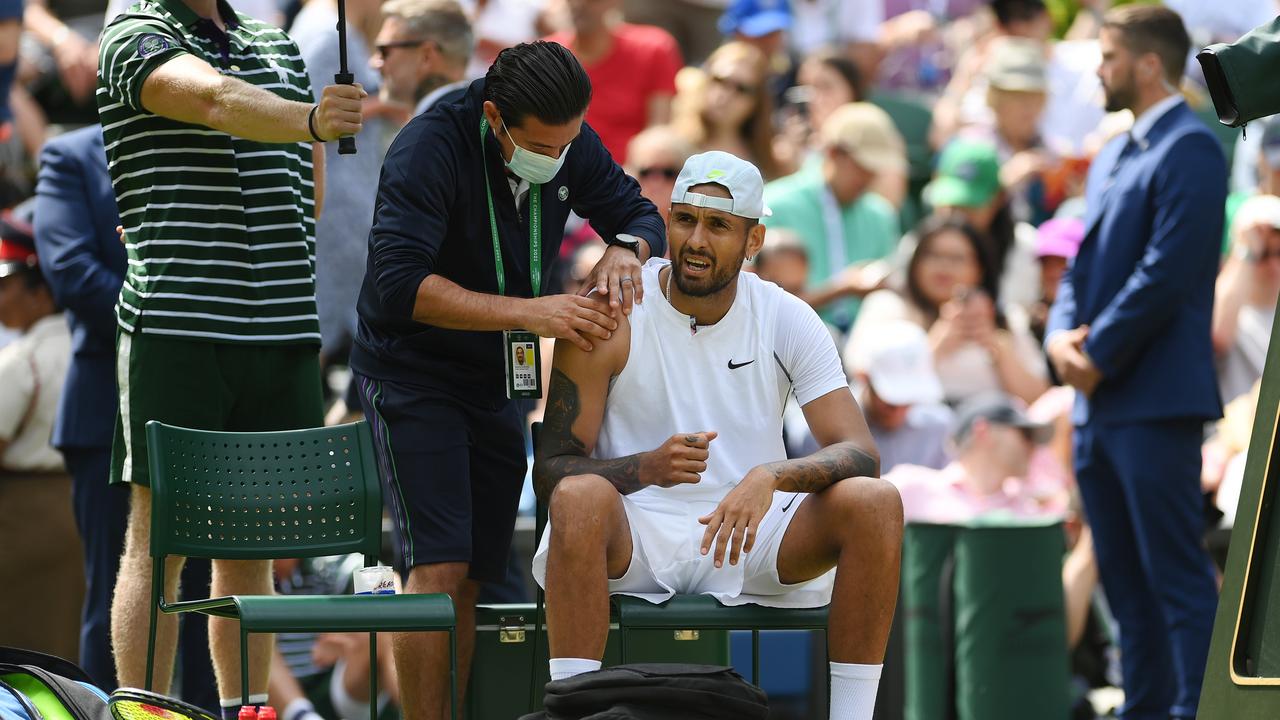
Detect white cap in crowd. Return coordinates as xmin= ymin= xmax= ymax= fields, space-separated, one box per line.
xmin=672 ymin=151 xmax=773 ymax=220
xmin=848 ymin=322 xmax=944 ymax=406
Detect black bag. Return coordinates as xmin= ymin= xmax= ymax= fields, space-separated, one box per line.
xmin=518 ymin=663 xmax=769 ymax=720
xmin=0 ymin=647 xmax=111 ymax=720
xmin=1198 ymin=16 xmax=1280 ymax=127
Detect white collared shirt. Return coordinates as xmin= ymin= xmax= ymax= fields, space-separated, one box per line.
xmin=1130 ymin=93 xmax=1185 ymax=145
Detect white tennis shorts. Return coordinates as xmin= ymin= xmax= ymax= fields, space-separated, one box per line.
xmin=532 ymin=490 xmax=834 ymax=608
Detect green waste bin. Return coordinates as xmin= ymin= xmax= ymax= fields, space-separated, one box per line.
xmin=903 ymin=518 xmax=1070 ymax=720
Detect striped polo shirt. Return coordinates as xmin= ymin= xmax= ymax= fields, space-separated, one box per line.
xmin=97 ymin=0 xmax=320 ymax=344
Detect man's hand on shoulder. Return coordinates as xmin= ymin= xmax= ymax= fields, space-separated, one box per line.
xmin=522 ymin=293 xmax=620 ymax=352
xmin=578 ymin=243 xmax=645 ymax=316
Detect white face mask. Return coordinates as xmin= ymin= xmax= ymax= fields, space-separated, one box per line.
xmin=501 ymin=122 xmax=569 ymax=185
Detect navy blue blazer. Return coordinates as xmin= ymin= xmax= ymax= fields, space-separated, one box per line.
xmin=34 ymin=126 xmax=125 ymax=450
xmin=1047 ymin=101 xmax=1226 ymax=426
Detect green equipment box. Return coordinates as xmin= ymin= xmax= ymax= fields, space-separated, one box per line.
xmin=466 ymin=603 xmax=730 ymax=719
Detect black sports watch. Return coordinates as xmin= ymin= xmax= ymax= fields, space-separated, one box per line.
xmin=606 ymin=234 xmax=642 ymax=258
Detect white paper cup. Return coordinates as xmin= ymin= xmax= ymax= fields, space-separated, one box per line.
xmin=354 ymin=565 xmax=396 ymax=595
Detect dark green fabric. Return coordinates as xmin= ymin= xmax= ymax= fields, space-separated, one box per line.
xmin=953 ymin=525 xmax=1069 ymax=720
xmin=111 ymin=332 xmax=324 ymax=487
xmin=1198 ymin=18 xmax=1280 ymax=127
xmin=235 ymin=594 xmax=454 ymax=633
xmin=902 ymin=523 xmax=960 ymax=720
xmin=903 ymin=521 xmax=1070 ymax=720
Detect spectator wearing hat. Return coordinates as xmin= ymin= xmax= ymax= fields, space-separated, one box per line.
xmin=931 ymin=0 xmax=1053 ymax=147
xmin=718 ymin=0 xmax=791 ymax=60
xmin=846 ymin=321 xmax=953 ymax=473
xmin=885 ymin=391 xmax=1060 ymax=524
xmin=1029 ymin=216 xmax=1084 ymax=345
xmin=923 ymin=137 xmax=1041 ymax=313
xmin=547 ymin=0 xmax=683 ymax=163
xmin=1213 ymin=194 xmax=1280 ymax=405
xmin=973 ymin=38 xmax=1058 ymax=225
xmin=763 ymin=102 xmax=906 ymax=331
xmin=0 ymin=224 xmax=79 ymax=662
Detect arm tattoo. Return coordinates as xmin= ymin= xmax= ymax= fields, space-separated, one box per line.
xmin=533 ymin=368 xmax=647 ymax=500
xmin=761 ymin=442 xmax=879 ymax=494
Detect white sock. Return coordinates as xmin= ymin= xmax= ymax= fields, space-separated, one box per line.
xmin=282 ymin=698 xmax=323 ymax=720
xmin=220 ymin=694 xmax=270 ymax=720
xmin=829 ymin=662 xmax=882 ymax=720
xmin=549 ymin=657 xmax=602 ymax=682
xmin=329 ymin=658 xmax=387 ymax=720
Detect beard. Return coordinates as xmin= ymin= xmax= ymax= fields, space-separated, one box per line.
xmin=1103 ymin=72 xmax=1136 ymax=113
xmin=417 ymin=73 xmax=453 ymax=102
xmin=672 ymin=247 xmax=745 ymax=298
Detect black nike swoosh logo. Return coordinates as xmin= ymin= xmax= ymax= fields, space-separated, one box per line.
xmin=727 ymin=359 xmax=754 ymax=370
xmin=781 ymin=493 xmax=798 ymax=512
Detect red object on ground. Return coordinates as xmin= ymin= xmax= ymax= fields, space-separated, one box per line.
xmin=257 ymin=706 xmax=277 ymax=720
xmin=238 ymin=706 xmax=258 ymax=720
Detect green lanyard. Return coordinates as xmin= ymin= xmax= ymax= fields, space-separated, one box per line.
xmin=479 ymin=117 xmax=542 ymax=298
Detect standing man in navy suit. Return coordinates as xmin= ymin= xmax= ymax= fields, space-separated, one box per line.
xmin=1046 ymin=6 xmax=1224 ymax=719
xmin=33 ymin=126 xmax=216 ymax=710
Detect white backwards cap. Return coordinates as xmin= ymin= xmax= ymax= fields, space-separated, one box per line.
xmin=671 ymin=151 xmax=772 ymax=220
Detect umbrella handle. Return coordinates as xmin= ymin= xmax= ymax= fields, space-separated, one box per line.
xmin=335 ymin=71 xmax=356 ymax=155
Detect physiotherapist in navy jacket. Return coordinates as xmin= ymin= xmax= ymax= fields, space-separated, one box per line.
xmin=33 ymin=126 xmax=215 ymax=709
xmin=1046 ymin=7 xmax=1223 ymax=719
xmin=351 ymin=40 xmax=665 ymax=718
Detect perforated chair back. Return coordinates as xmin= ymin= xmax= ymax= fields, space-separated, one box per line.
xmin=145 ymin=420 xmax=382 ymax=562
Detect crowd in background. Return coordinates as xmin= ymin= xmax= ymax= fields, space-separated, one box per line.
xmin=0 ymin=0 xmax=1276 ymax=717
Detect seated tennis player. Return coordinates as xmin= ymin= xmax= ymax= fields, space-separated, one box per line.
xmin=532 ymin=151 xmax=902 ymax=720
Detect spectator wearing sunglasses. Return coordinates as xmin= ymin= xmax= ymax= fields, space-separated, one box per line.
xmin=1213 ymin=194 xmax=1280 ymax=405
xmin=625 ymin=125 xmax=695 ymax=226
xmin=672 ymin=41 xmax=780 ymax=178
xmin=546 ymin=0 xmax=683 ymax=163
xmin=371 ymin=0 xmax=475 ymax=121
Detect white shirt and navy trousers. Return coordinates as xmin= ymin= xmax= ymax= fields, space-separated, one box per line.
xmin=351 ymin=79 xmax=665 ymax=583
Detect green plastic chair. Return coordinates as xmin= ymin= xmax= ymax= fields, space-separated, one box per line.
xmin=529 ymin=423 xmax=828 ymax=692
xmin=144 ymin=420 xmax=457 ymax=718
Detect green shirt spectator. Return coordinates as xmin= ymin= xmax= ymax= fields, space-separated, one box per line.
xmin=763 ymin=102 xmax=905 ymax=330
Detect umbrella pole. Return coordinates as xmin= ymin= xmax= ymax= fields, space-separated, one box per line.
xmin=334 ymin=0 xmax=356 ymax=154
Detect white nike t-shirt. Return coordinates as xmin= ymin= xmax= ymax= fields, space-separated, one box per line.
xmin=595 ymin=258 xmax=849 ymax=507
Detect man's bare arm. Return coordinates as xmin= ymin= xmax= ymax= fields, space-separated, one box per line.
xmin=140 ymin=53 xmax=363 ymax=143
xmin=534 ymin=365 xmax=647 ymax=500
xmin=763 ymin=387 xmax=879 ymax=492
xmin=533 ymin=327 xmax=634 ymax=500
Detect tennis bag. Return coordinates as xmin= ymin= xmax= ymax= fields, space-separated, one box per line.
xmin=519 ymin=663 xmax=769 ymax=720
xmin=0 ymin=647 xmax=110 ymax=720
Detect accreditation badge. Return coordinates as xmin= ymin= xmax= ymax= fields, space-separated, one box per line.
xmin=503 ymin=330 xmax=542 ymax=399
